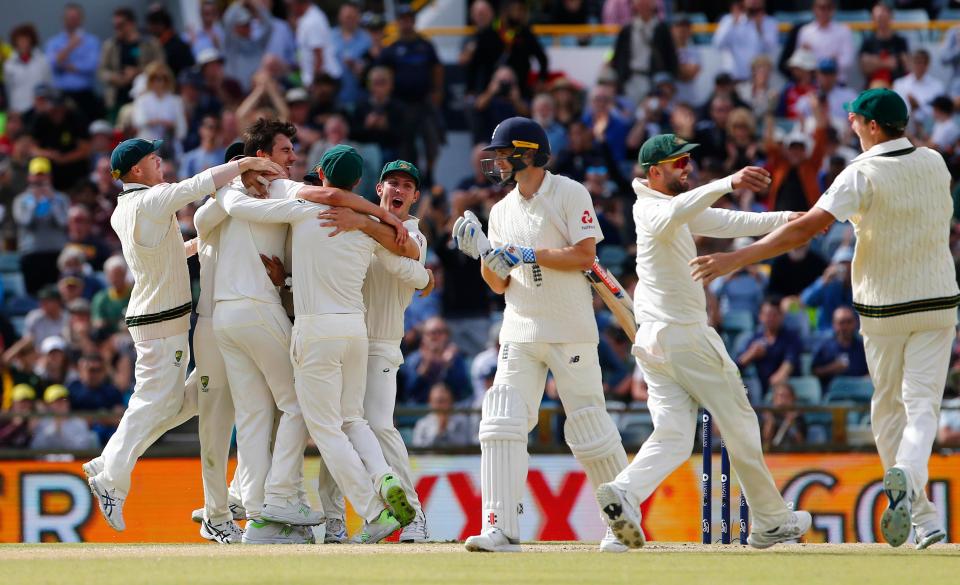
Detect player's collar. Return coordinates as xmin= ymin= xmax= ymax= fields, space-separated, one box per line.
xmin=632 ymin=178 xmax=671 ymax=201
xmin=851 ymin=137 xmax=914 ymax=162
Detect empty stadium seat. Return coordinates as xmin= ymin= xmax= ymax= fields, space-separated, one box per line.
xmin=785 ymin=376 xmax=822 ymax=405
xmin=825 ymin=376 xmax=874 ymax=403
xmin=722 ymin=309 xmax=755 ymax=336
xmin=799 ymin=352 xmax=813 ymax=377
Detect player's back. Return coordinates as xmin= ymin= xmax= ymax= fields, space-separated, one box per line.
xmin=290 ymin=214 xmax=377 ymax=317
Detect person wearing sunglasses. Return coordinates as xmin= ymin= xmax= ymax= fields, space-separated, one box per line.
xmin=597 ymin=133 xmax=812 ymax=550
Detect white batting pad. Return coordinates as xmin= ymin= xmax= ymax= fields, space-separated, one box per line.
xmin=479 ymin=384 xmax=529 ymax=541
xmin=564 ymin=406 xmax=629 ymax=489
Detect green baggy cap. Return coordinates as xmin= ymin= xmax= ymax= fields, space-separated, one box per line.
xmin=110 ymin=138 xmax=162 ymax=179
xmin=379 ymin=159 xmax=421 ymax=189
xmin=843 ymin=88 xmax=909 ymax=130
xmin=638 ymin=134 xmax=699 ymax=168
xmin=318 ymin=144 xmax=363 ymax=189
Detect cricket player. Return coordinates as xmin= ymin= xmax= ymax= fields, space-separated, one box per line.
xmin=690 ymin=88 xmax=955 ymax=550
xmin=594 ymin=134 xmax=812 ymax=550
xmin=87 ymin=138 xmax=282 ymax=530
xmin=220 ymin=145 xmax=427 ymax=544
xmin=452 ymin=117 xmax=629 ymax=553
xmin=312 ymin=160 xmax=436 ymax=542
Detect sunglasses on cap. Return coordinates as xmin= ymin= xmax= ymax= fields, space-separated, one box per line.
xmin=657 ymin=154 xmax=691 ymax=169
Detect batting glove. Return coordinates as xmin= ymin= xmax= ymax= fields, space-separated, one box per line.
xmin=483 ymin=244 xmax=536 ymax=278
xmin=452 ymin=211 xmax=491 ymax=259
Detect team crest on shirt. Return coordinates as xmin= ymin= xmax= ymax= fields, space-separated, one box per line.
xmin=174 ymin=350 xmax=183 ymax=367
xmin=200 ymin=376 xmax=210 ymax=391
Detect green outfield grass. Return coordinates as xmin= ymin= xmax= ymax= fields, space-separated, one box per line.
xmin=4 ymin=542 xmax=957 ymax=585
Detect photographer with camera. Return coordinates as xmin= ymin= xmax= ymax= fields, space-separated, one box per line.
xmin=470 ymin=66 xmax=530 ymax=145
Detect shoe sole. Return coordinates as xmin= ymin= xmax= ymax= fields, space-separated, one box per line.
xmin=463 ymin=538 xmax=521 ymax=553
xmin=88 ymin=477 xmax=125 ymax=532
xmin=596 ymin=485 xmax=644 ymax=549
xmin=382 ymin=485 xmax=416 ymax=527
xmin=260 ymin=510 xmax=324 ymax=526
xmin=916 ymin=530 xmax=946 ymax=550
xmin=881 ymin=468 xmax=911 ymax=548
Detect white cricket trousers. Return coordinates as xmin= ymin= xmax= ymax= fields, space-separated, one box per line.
xmin=317 ymin=341 xmax=423 ymax=518
xmin=214 ymin=299 xmax=304 ymax=517
xmin=611 ymin=322 xmax=792 ymax=530
xmin=863 ymin=327 xmax=953 ymax=528
xmin=99 ymin=332 xmax=193 ymax=495
xmin=194 ymin=316 xmax=244 ymax=524
xmin=291 ymin=314 xmax=391 ymax=522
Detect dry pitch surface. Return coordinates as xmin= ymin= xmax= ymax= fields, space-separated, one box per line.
xmin=4 ymin=542 xmax=958 ymax=585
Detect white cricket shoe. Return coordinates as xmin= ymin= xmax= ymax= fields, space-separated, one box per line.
xmin=881 ymin=467 xmax=912 ymax=548
xmin=200 ymin=519 xmax=243 ymax=544
xmin=600 ymin=527 xmax=629 ymax=553
xmin=747 ymin=510 xmax=812 ymax=549
xmin=82 ymin=457 xmax=103 ymax=478
xmin=399 ymin=511 xmax=429 ymax=543
xmin=353 ymin=509 xmax=401 ymax=544
xmin=191 ymin=507 xmax=204 ymax=523
xmin=88 ymin=476 xmax=126 ymax=531
xmin=242 ymin=519 xmax=312 ymax=544
xmin=261 ymin=499 xmax=324 ymax=526
xmin=596 ymin=483 xmax=644 ymax=549
xmin=464 ymin=527 xmax=521 ymax=553
xmin=228 ymin=495 xmax=246 ymax=521
xmin=914 ymin=523 xmax=946 ymax=550
xmin=324 ymin=517 xmax=347 ymax=543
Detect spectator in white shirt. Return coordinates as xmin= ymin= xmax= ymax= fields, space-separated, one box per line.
xmin=131 ymin=62 xmax=187 ymax=145
xmin=795 ymin=58 xmax=857 ymax=127
xmin=923 ymin=96 xmax=960 ymax=154
xmin=3 ymin=24 xmax=53 ymax=114
xmin=796 ymin=0 xmax=854 ymax=83
xmin=712 ymin=0 xmax=779 ymax=82
xmin=288 ymin=0 xmax=342 ymax=86
xmin=893 ymin=50 xmax=945 ymax=119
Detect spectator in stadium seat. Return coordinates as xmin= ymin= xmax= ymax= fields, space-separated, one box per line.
xmin=497 ymin=0 xmax=549 ymax=99
xmin=29 ymin=88 xmax=92 ymax=192
xmin=712 ymin=0 xmax=779 ymax=82
xmin=132 ymin=62 xmax=187 ymax=146
xmin=68 ymin=353 xmax=124 ymax=446
xmin=531 ymin=92 xmax=568 ymax=156
xmin=938 ymin=21 xmax=960 ymax=103
xmin=45 ymin=4 xmax=103 ymax=120
xmin=801 ymin=246 xmax=854 ymax=332
xmin=0 ymin=384 xmax=37 ymax=447
xmin=411 ymin=382 xmax=473 ymax=448
xmin=811 ymin=306 xmax=869 ymax=391
xmin=859 ymin=1 xmax=909 ymax=86
xmin=64 ymin=298 xmax=97 ymax=356
xmin=670 ymin=15 xmax=701 ymax=107
xmin=332 ymin=2 xmax=372 ymax=109
xmin=34 ymin=336 xmax=70 ymax=392
xmin=145 ymin=6 xmax=195 ymax=78
xmin=767 ymin=243 xmax=828 ymax=299
xmin=90 ymin=255 xmax=130 ymax=336
xmin=760 ymin=382 xmax=807 ymax=448
xmin=98 ymin=7 xmax=164 ymax=115
xmin=722 ymin=108 xmax=761 ymax=174
xmin=736 ymin=298 xmax=803 ymax=398
xmin=893 ymin=50 xmax=945 ymax=118
xmin=609 ymin=0 xmax=677 ymax=104
xmin=602 ymin=0 xmax=633 ymax=26
xmin=222 ymin=0 xmax=273 ymax=92
xmin=400 ymin=317 xmax=472 ymax=404
xmin=187 ymin=0 xmax=224 ymax=57
xmin=921 ymin=96 xmax=960 ymax=154
xmin=763 ymin=98 xmax=829 ymax=212
xmin=776 ymin=49 xmax=818 ymax=121
xmin=13 ymin=158 xmax=70 ymax=294
xmin=461 ymin=0 xmax=504 ymax=97
xmin=349 ymin=67 xmax=404 ymax=163
xmin=470 ymin=65 xmax=530 ymax=145
xmin=795 ymin=58 xmax=858 ymax=126
xmin=796 ymin=0 xmax=855 ymax=82
xmin=692 ymin=95 xmax=733 ymax=163
xmin=57 ymin=246 xmax=102 ymax=300
xmin=553 ymin=121 xmax=625 ymax=186
xmin=24 ymin=287 xmax=67 ymax=348
xmin=30 ymin=384 xmax=99 ymax=451
xmin=4 ymin=24 xmax=52 ymax=115
xmin=180 ymin=114 xmax=225 ymax=178
xmin=736 ymin=55 xmax=782 ymax=120
xmin=258 ymin=0 xmax=297 ymax=69
xmin=582 ymin=83 xmax=630 ymax=164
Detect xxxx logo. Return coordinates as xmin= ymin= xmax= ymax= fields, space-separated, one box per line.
xmin=174 ymin=350 xmax=183 ymax=367
xmin=200 ymin=375 xmax=210 ymax=392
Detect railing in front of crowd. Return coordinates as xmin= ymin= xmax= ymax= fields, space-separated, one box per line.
xmin=1 ymin=403 xmax=957 ymax=459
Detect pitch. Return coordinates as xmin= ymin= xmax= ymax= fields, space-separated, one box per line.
xmin=4 ymin=542 xmax=958 ymax=585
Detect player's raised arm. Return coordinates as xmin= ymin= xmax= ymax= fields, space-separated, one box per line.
xmin=318 ymin=207 xmax=419 ymax=259
xmin=297 ymin=185 xmax=408 ymax=246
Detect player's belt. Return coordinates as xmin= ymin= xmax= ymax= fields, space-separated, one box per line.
xmin=125 ymin=302 xmax=193 ymax=327
xmin=853 ymin=294 xmax=960 ymax=318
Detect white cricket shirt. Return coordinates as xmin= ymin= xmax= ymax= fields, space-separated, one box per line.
xmin=364 ymin=216 xmax=428 ymax=345
xmin=194 ymin=193 xmax=229 ymax=318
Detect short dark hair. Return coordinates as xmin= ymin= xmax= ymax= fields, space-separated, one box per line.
xmin=10 ymin=24 xmax=39 ymax=48
xmin=114 ymin=7 xmax=136 ymax=23
xmin=146 ymin=7 xmax=173 ymax=30
xmin=762 ymin=295 xmax=784 ymax=310
xmin=932 ymin=95 xmax=954 ymax=115
xmin=243 ymin=118 xmax=297 ymax=156
xmin=877 ymin=122 xmax=906 ymax=139
xmin=80 ymin=353 xmax=104 ymax=364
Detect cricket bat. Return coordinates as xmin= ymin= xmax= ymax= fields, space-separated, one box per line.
xmin=584 ymin=259 xmax=636 ymax=342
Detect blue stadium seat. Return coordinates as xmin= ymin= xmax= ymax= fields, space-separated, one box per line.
xmin=835 ymin=10 xmax=870 ymax=22
xmin=895 ymin=9 xmax=930 ymax=44
xmin=722 ymin=309 xmax=755 ymax=336
xmin=774 ymin=11 xmax=812 ymax=25
xmin=1 ymin=272 xmax=26 ymax=299
xmin=803 ymin=411 xmax=833 ymax=444
xmin=687 ymin=12 xmax=710 ymax=45
xmin=799 ymin=352 xmax=813 ymax=377
xmin=0 ymin=253 xmax=21 ymax=273
xmin=825 ymin=376 xmax=874 ymax=403
xmin=785 ymin=376 xmax=822 ymax=405
xmin=940 ymin=9 xmax=960 ymax=21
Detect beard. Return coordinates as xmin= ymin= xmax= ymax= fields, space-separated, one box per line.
xmin=665 ymin=177 xmax=689 ymax=195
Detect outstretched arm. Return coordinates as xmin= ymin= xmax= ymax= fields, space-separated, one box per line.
xmin=318 ymin=207 xmax=419 ymax=259
xmin=297 ymin=186 xmax=407 ymax=245
xmin=689 ymin=208 xmax=797 ymax=239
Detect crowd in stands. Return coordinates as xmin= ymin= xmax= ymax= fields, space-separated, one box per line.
xmin=2 ymin=0 xmax=960 ymax=451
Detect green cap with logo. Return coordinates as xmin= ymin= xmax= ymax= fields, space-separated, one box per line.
xmin=843 ymin=88 xmax=909 ymax=130
xmin=110 ymin=138 xmax=163 ymax=179
xmin=638 ymin=134 xmax=699 ymax=168
xmin=379 ymin=159 xmax=421 ymax=189
xmin=318 ymin=144 xmax=363 ymax=189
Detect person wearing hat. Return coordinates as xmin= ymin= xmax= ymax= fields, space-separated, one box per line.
xmin=311 ymin=159 xmax=435 ymax=542
xmin=218 ymin=144 xmax=428 ymax=544
xmin=692 ymin=88 xmax=956 ymax=550
xmin=31 ymin=384 xmax=99 ymax=451
xmin=12 ymin=157 xmax=70 ymax=295
xmin=597 ymin=133 xmax=813 ymax=551
xmin=84 ymin=138 xmax=281 ymax=532
xmin=451 ymin=117 xmax=629 ymax=553
xmin=795 ymin=58 xmax=857 ymax=124
xmin=0 ymin=384 xmax=37 ymax=448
